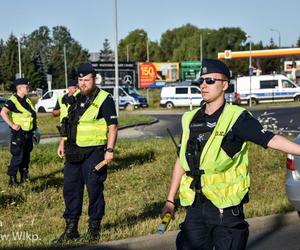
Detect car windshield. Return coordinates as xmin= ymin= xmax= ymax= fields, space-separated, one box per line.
xmin=122 ymin=86 xmax=140 ymax=95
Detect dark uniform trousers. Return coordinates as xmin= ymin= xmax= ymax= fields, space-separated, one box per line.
xmin=63 ymin=147 xmax=107 ymax=221
xmin=176 ymin=194 xmax=249 ymax=250
xmin=8 ymin=130 xmax=33 ymax=176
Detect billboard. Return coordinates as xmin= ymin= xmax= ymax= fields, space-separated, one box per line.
xmin=91 ymin=61 xmax=137 ymax=87
xmin=138 ymin=62 xmax=179 ymax=88
xmin=180 ymin=61 xmax=201 ymax=81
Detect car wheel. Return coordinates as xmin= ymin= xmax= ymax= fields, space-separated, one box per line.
xmin=248 ymin=98 xmax=257 ymax=106
xmin=38 ymin=107 xmax=46 ymax=113
xmin=125 ymin=104 xmax=134 ymax=111
xmin=166 ymin=102 xmax=174 ymax=109
xmin=294 ymin=96 xmax=300 ymax=102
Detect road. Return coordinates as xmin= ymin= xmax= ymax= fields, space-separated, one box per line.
xmin=127 ymin=106 xmax=300 ymax=139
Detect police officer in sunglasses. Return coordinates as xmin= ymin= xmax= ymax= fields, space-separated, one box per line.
xmin=161 ymin=58 xmax=300 ymax=250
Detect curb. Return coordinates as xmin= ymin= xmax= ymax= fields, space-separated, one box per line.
xmin=72 ymin=211 xmax=300 ymax=250
xmin=40 ymin=118 xmax=159 ymax=139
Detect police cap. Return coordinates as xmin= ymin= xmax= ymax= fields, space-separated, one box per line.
xmin=68 ymin=79 xmax=78 ymax=87
xmin=77 ymin=63 xmax=96 ymax=77
xmin=200 ymin=59 xmax=230 ymax=80
xmin=14 ymin=78 xmax=30 ymax=86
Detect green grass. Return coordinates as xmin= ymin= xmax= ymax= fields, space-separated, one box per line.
xmin=38 ymin=112 xmax=154 ymax=136
xmin=0 ymin=138 xmax=293 ymax=248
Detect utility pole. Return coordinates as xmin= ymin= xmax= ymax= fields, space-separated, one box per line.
xmin=18 ymin=37 xmax=22 ymax=78
xmin=114 ymin=0 xmax=119 ymax=117
xmin=63 ymin=44 xmax=68 ymax=89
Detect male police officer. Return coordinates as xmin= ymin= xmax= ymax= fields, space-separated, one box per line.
xmin=161 ymin=59 xmax=300 ymax=250
xmin=54 ymin=63 xmax=118 ymax=244
xmin=52 ymin=79 xmax=79 ymax=120
xmin=0 ymin=78 xmax=37 ymax=186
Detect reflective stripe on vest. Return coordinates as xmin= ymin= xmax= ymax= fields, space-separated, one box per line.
xmin=76 ymin=90 xmax=110 ymax=147
xmin=9 ymin=95 xmax=35 ymax=131
xmin=179 ymin=104 xmax=250 ymax=208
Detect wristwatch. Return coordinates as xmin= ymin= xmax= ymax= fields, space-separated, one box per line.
xmin=106 ymin=147 xmax=114 ymax=153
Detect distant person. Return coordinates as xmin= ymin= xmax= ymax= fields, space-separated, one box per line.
xmin=0 ymin=78 xmax=37 ymax=186
xmin=53 ymin=63 xmax=118 ymax=244
xmin=160 ymin=58 xmax=300 ymax=250
xmin=52 ymin=79 xmax=79 ymax=121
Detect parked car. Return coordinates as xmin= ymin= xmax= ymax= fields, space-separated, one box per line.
xmin=236 ymin=74 xmax=300 ymax=105
xmin=98 ymin=84 xmax=148 ymax=110
xmin=160 ymin=85 xmax=203 ymax=109
xmin=35 ymin=89 xmax=67 ymax=113
xmin=0 ymin=97 xmax=10 ymax=147
xmin=286 ymin=135 xmax=300 ymax=213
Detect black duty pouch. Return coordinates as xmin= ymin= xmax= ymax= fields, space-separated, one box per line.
xmin=10 ymin=130 xmax=25 ymax=155
xmin=57 ymin=117 xmax=69 ymax=137
xmin=11 ymin=130 xmax=25 ymax=148
xmin=65 ymin=144 xmax=85 ymax=163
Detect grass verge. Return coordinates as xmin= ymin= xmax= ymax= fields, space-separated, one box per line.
xmin=37 ymin=111 xmax=155 ymax=136
xmin=0 ymin=138 xmax=292 ymax=248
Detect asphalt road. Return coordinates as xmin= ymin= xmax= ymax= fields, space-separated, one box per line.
xmin=132 ymin=106 xmax=300 ymax=139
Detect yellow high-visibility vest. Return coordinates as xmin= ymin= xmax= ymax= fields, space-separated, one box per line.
xmin=76 ymin=90 xmax=110 ymax=147
xmin=9 ymin=95 xmax=35 ymax=131
xmin=179 ymin=104 xmax=250 ymax=208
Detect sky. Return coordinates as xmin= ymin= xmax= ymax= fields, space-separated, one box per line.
xmin=1 ymin=0 xmax=299 ymax=53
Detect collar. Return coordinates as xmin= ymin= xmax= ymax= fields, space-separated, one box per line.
xmin=200 ymin=101 xmax=226 ymax=119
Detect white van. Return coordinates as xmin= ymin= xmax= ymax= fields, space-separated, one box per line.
xmin=35 ymin=89 xmax=67 ymax=113
xmin=160 ymin=85 xmax=203 ymax=109
xmin=236 ymin=74 xmax=300 ymax=105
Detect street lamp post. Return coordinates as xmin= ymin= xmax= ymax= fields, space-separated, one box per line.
xmin=139 ymin=33 xmax=149 ymax=62
xmin=126 ymin=43 xmax=135 ymax=62
xmin=270 ymin=28 xmax=282 ymax=73
xmin=200 ymin=33 xmax=203 ymax=62
xmin=114 ymin=0 xmax=119 ymax=117
xmin=63 ymin=44 xmax=68 ymax=89
xmin=246 ymin=34 xmax=252 ymax=107
xmin=18 ymin=37 xmax=22 ymax=78
xmin=270 ymin=28 xmax=281 ymax=47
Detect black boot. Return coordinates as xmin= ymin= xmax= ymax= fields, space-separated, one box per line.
xmin=52 ymin=219 xmax=80 ymax=245
xmin=87 ymin=220 xmax=101 ymax=242
xmin=20 ymin=169 xmax=29 ymax=183
xmin=8 ymin=175 xmax=19 ymax=186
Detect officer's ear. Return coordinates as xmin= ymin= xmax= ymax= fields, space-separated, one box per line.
xmin=222 ymin=81 xmax=229 ymax=92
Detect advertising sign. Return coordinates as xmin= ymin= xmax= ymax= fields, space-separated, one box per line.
xmin=91 ymin=61 xmax=137 ymax=87
xmin=139 ymin=62 xmax=179 ymax=88
xmin=180 ymin=61 xmax=201 ymax=81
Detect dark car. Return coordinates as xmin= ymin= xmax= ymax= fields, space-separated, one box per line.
xmin=0 ymin=97 xmax=10 ymax=147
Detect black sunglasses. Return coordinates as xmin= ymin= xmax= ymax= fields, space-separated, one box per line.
xmin=198 ymin=77 xmax=227 ymax=85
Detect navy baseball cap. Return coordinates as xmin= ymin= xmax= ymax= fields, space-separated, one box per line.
xmin=200 ymin=59 xmax=231 ymax=80
xmin=14 ymin=78 xmax=29 ymax=86
xmin=68 ymin=79 xmax=78 ymax=87
xmin=77 ymin=63 xmax=96 ymax=77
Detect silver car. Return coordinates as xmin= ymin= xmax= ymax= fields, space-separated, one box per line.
xmin=285 ymin=134 xmax=300 ymax=212
xmin=0 ymin=98 xmax=10 ymax=147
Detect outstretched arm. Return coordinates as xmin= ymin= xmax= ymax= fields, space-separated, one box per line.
xmin=267 ymin=135 xmax=300 ymax=155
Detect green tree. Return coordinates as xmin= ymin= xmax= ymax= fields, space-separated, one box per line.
xmin=160 ymin=24 xmax=199 ymax=61
xmin=100 ymin=38 xmax=113 ymax=61
xmin=3 ymin=34 xmax=19 ymax=85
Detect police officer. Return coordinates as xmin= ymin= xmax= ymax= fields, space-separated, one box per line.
xmin=52 ymin=79 xmax=79 ymax=120
xmin=161 ymin=59 xmax=300 ymax=250
xmin=0 ymin=78 xmax=37 ymax=186
xmin=54 ymin=63 xmax=118 ymax=244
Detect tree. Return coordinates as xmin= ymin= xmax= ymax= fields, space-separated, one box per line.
xmin=99 ymin=39 xmax=113 ymax=61
xmin=3 ymin=34 xmax=19 ymax=85
xmin=49 ymin=25 xmax=88 ymax=88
